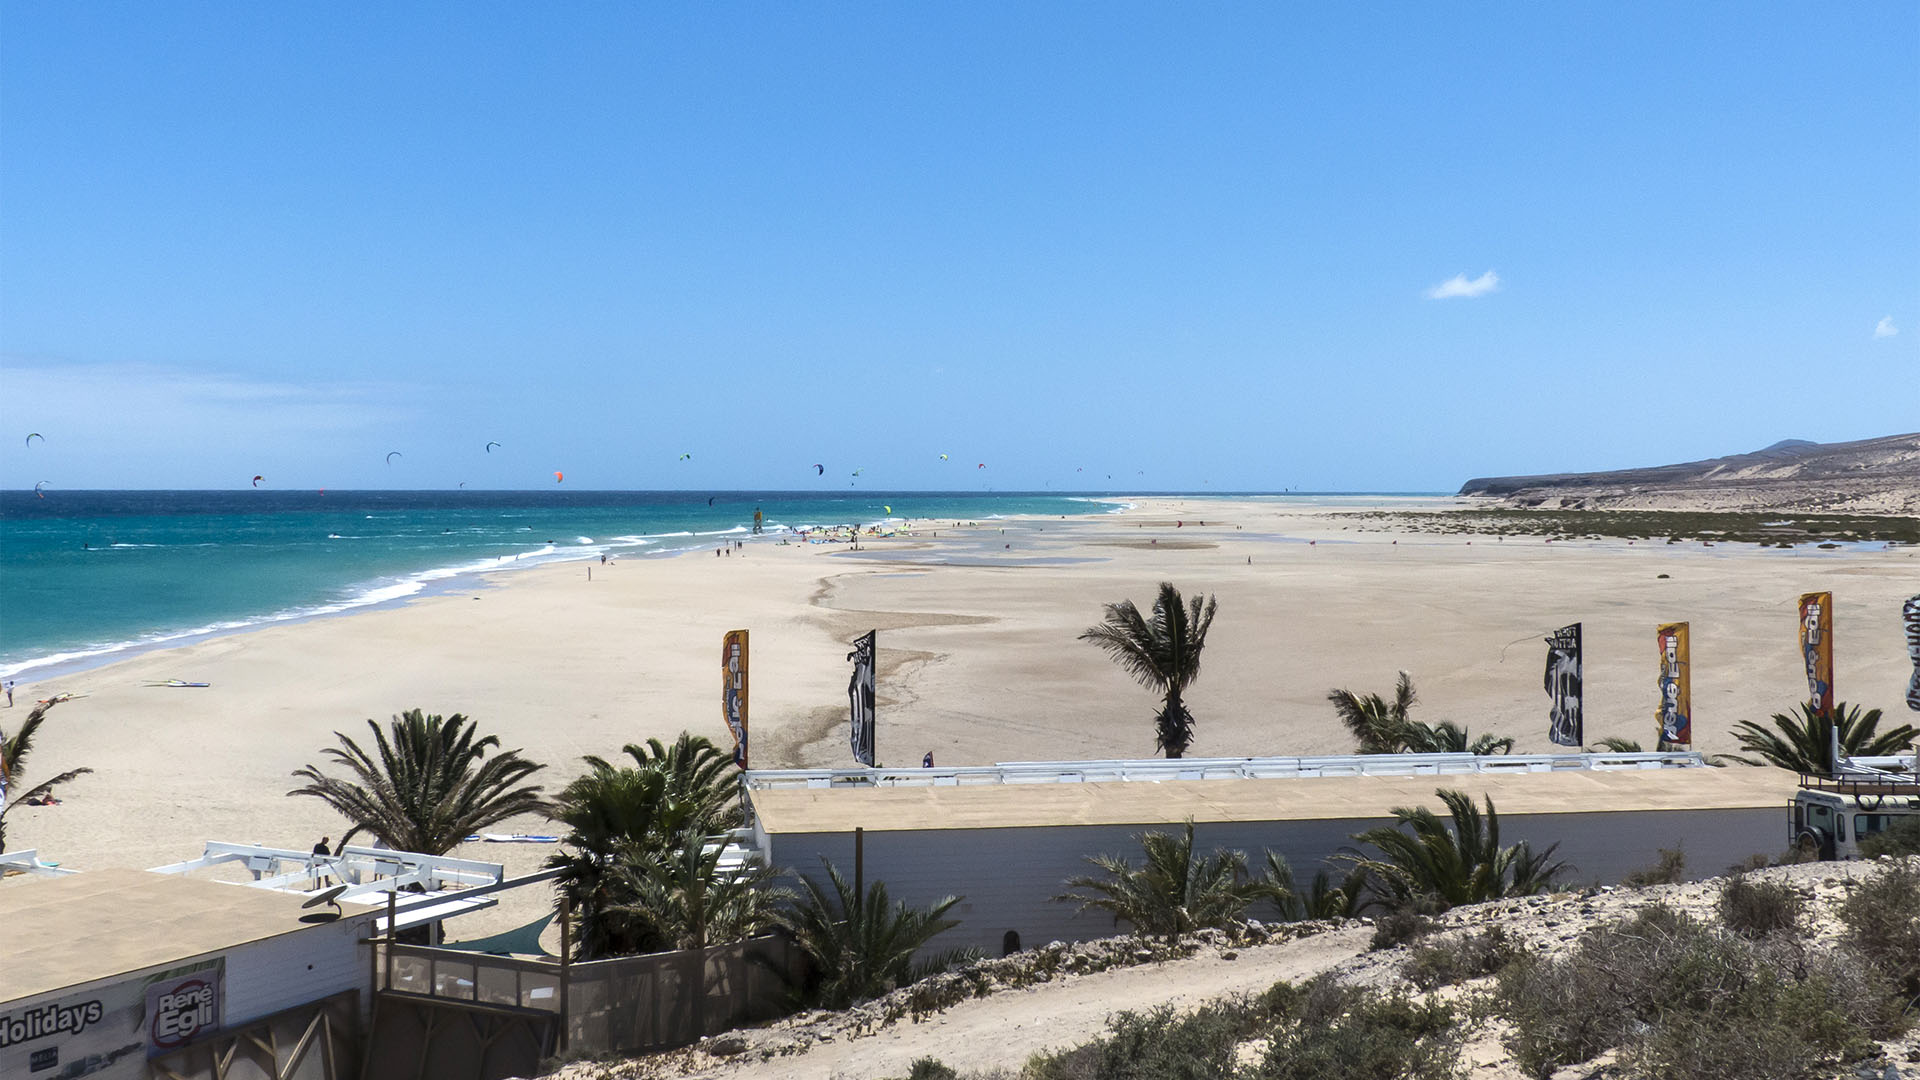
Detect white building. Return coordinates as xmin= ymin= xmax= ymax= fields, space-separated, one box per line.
xmin=744 ymin=754 xmax=1800 ymax=956
xmin=0 ymin=868 xmax=380 ymax=1080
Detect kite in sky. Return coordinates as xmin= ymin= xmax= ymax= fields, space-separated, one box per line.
xmin=554 ymin=471 xmax=564 ymax=483
xmin=252 ymin=475 xmax=264 ymax=488
xmin=34 ymin=480 xmax=49 ymax=497
xmin=485 ymin=441 xmax=502 ymax=453
xmin=679 ymin=453 xmax=692 ymax=461
xmin=386 ymin=451 xmax=402 ymax=464
xmin=814 ymin=464 xmax=824 ymax=475
xmin=25 ymin=433 xmax=44 ymax=446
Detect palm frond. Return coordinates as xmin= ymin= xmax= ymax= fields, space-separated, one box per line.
xmin=1082 ymin=584 xmax=1218 ymax=758
xmin=1053 ymin=820 xmax=1253 ymax=942
xmin=1342 ymin=787 xmax=1568 ymax=913
xmin=288 ymin=709 xmax=547 ymax=855
xmin=776 ymin=858 xmax=966 ymax=1008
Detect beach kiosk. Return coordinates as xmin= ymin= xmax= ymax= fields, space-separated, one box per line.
xmin=0 ymin=869 xmax=379 ymax=1080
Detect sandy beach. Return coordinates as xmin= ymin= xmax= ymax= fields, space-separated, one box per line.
xmin=5 ymin=497 xmax=1916 ymax=934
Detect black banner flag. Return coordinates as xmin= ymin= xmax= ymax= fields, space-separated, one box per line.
xmin=1544 ymin=623 xmax=1583 ymax=747
xmin=1905 ymin=594 xmax=1920 ymax=713
xmin=848 ymin=630 xmax=877 ymax=766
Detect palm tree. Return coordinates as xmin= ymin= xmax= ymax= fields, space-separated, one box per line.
xmin=1247 ymin=850 xmax=1363 ymax=922
xmin=1403 ymin=720 xmax=1515 ymax=756
xmin=1054 ymin=820 xmax=1255 ymax=943
xmin=1587 ymin=737 xmax=1645 ymax=753
xmin=619 ymin=733 xmax=745 ymax=835
xmin=612 ymin=828 xmax=785 ymax=952
xmin=1732 ymin=702 xmax=1917 ymax=776
xmin=1080 ymin=582 xmax=1218 ymax=758
xmin=612 ymin=827 xmax=787 ymax=1036
xmin=547 ymin=732 xmax=744 ymax=959
xmin=1329 ymin=672 xmax=1513 ymax=755
xmin=287 ymin=709 xmax=547 ymax=855
xmin=548 ymin=761 xmax=671 ymax=958
xmin=776 ymin=859 xmax=972 ymax=1009
xmin=1343 ymin=788 xmax=1567 ymax=912
xmin=0 ymin=699 xmax=93 ymax=854
xmin=1328 ymin=671 xmax=1419 ymax=754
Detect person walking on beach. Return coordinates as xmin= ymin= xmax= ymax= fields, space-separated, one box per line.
xmin=3 ymin=681 xmax=12 ymax=707
xmin=311 ymin=837 xmax=333 ymax=887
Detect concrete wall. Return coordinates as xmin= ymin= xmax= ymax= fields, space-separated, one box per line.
xmin=762 ymin=806 xmax=1788 ymax=956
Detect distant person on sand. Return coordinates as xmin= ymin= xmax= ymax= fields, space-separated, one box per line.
xmin=3 ymin=681 xmax=12 ymax=707
xmin=312 ymin=837 xmax=332 ymax=887
xmin=923 ymin=751 xmax=934 ymax=768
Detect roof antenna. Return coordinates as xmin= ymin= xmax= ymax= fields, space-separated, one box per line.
xmin=301 ymin=883 xmax=348 ymax=923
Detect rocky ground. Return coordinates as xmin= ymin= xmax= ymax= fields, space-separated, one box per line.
xmin=548 ymin=857 xmax=1920 ymax=1080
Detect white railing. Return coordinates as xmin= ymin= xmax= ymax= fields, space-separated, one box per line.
xmin=0 ymin=848 xmax=78 ymax=876
xmin=1832 ymin=754 xmax=1919 ymax=785
xmin=742 ymin=751 xmax=1707 ymax=790
xmin=151 ymin=840 xmax=502 ymax=894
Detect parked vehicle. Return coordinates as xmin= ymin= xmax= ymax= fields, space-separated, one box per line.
xmin=1790 ymin=753 xmax=1919 ymax=859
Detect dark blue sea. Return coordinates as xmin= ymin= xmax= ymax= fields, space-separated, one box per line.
xmin=0 ymin=489 xmax=1120 ymax=679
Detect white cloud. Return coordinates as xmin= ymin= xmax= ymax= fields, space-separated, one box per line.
xmin=1874 ymin=315 xmax=1898 ymax=339
xmin=1427 ymin=270 xmax=1500 ymax=300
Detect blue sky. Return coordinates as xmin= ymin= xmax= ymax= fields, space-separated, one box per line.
xmin=2 ymin=4 xmax=1914 ymax=491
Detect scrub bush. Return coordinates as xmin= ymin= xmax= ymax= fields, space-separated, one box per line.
xmin=1496 ymin=902 xmax=1902 ymax=1080
xmin=1404 ymin=926 xmax=1517 ymax=989
xmin=1717 ymin=873 xmax=1803 ymax=938
xmin=1025 ymin=999 xmax=1264 ymax=1080
xmin=1838 ymin=861 xmax=1920 ymax=1001
xmin=1255 ymin=979 xmax=1464 ymax=1080
xmin=1622 ymin=847 xmax=1686 ymax=886
xmin=1858 ymin=816 xmax=1920 ymax=858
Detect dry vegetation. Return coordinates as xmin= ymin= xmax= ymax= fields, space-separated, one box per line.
xmin=554 ymin=856 xmax=1920 ymax=1080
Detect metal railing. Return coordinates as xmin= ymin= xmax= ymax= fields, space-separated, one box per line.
xmin=743 ymin=751 xmax=1708 ymax=790
xmin=150 ymin=840 xmax=502 ymax=899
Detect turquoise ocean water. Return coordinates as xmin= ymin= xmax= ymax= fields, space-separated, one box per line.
xmin=0 ymin=489 xmax=1118 ymax=679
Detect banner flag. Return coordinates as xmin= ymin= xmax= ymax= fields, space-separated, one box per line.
xmin=1798 ymin=592 xmax=1834 ymax=714
xmin=722 ymin=630 xmax=749 ymax=769
xmin=1904 ymin=594 xmax=1919 ymax=712
xmin=848 ymin=630 xmax=877 ymax=766
xmin=1544 ymin=623 xmax=1583 ymax=747
xmin=1656 ymin=622 xmax=1691 ymax=747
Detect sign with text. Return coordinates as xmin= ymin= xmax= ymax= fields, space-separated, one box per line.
xmin=1656 ymin=622 xmax=1691 ymax=747
xmin=1798 ymin=592 xmax=1834 ymax=714
xmin=722 ymin=630 xmax=749 ymax=769
xmin=0 ymin=958 xmax=222 ymax=1079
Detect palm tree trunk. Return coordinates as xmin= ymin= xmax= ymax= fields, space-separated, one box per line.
xmin=1164 ymin=685 xmax=1184 ymax=759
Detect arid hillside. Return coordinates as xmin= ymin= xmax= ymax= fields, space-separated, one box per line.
xmin=1459 ymin=432 xmax=1920 ymax=514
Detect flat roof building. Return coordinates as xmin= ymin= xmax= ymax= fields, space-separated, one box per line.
xmin=0 ymin=869 xmax=378 ymax=1080
xmin=746 ymin=755 xmax=1800 ymax=956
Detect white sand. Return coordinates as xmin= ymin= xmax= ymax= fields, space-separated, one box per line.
xmin=4 ymin=497 xmax=1915 ymax=938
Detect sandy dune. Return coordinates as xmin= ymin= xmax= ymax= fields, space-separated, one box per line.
xmin=4 ymin=497 xmax=1915 ymax=942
